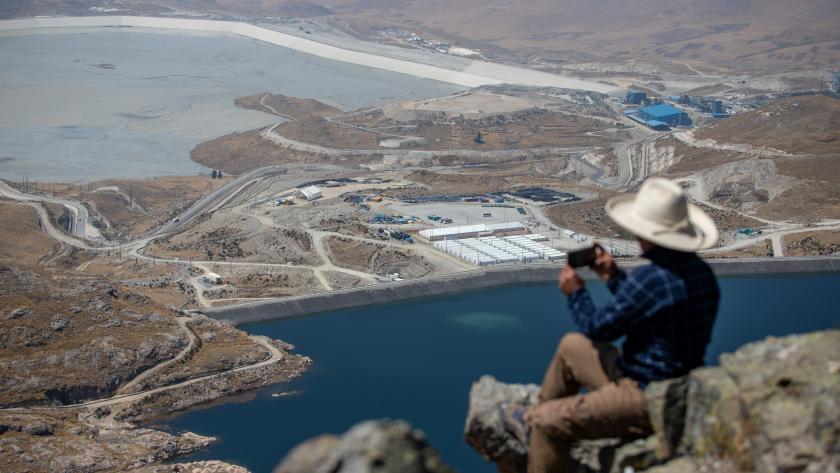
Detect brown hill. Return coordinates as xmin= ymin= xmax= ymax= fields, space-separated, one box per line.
xmin=7 ymin=1 xmax=839 ymax=72
xmin=694 ymin=95 xmax=840 ymax=156
xmin=316 ymin=0 xmax=840 ymax=71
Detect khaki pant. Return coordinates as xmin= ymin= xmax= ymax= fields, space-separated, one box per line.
xmin=527 ymin=333 xmax=652 ymax=473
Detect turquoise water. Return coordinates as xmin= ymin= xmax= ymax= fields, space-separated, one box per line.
xmin=161 ymin=273 xmax=840 ymax=472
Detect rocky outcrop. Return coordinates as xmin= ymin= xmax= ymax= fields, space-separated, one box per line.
xmin=111 ymin=349 xmax=311 ymax=422
xmin=138 ymin=460 xmax=249 ymax=473
xmin=464 ymin=377 xmax=539 ymax=473
xmin=273 ymin=420 xmax=455 ymax=473
xmin=465 ymin=330 xmax=840 ymax=473
xmin=0 ymin=410 xmax=216 ymax=473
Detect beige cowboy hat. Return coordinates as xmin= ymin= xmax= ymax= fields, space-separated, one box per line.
xmin=605 ymin=177 xmax=718 ymax=251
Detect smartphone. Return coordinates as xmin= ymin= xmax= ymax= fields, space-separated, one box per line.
xmin=567 ymin=246 xmax=597 ymax=268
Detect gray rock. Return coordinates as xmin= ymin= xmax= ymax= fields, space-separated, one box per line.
xmin=717 ymin=330 xmax=840 ymax=472
xmin=51 ymin=316 xmax=68 ymax=331
xmin=0 ymin=422 xmax=22 ymax=433
xmin=463 ymin=375 xmax=538 ymax=473
xmin=22 ymin=421 xmax=53 ymax=436
xmin=273 ymin=435 xmax=340 ymax=473
xmin=8 ymin=307 xmax=32 ymax=319
xmin=139 ymin=341 xmax=157 ymax=359
xmin=466 ymin=330 xmax=840 ymax=473
xmin=273 ymin=420 xmax=454 ymax=473
xmin=146 ymin=460 xmax=250 ymax=472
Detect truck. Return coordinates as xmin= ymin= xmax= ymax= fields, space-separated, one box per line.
xmin=391 ymin=231 xmax=414 ymax=243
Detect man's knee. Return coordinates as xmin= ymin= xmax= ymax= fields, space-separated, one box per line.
xmin=557 ymin=332 xmax=591 ymax=359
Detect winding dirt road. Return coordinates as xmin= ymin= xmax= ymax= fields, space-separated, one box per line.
xmin=115 ymin=317 xmax=198 ymax=395
xmin=0 ymin=180 xmax=101 ymax=241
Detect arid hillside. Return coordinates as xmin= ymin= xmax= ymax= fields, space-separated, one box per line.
xmin=656 ymin=95 xmax=840 ymax=222
xmin=694 ymin=95 xmax=840 ymax=156
xmin=315 ymin=0 xmax=840 ymax=70
xmin=0 ymin=198 xmax=311 ymax=471
xmin=7 ymin=0 xmax=839 ymax=72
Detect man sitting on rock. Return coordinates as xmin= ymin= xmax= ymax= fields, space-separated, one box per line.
xmin=504 ymin=177 xmax=721 ymax=473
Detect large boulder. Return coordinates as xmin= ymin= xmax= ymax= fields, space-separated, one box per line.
xmin=675 ymin=330 xmax=840 ymax=472
xmin=465 ymin=330 xmax=840 ymax=473
xmin=273 ymin=420 xmax=455 ymax=473
xmin=463 ymin=376 xmax=539 ymax=473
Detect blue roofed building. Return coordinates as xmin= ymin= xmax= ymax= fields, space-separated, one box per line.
xmin=637 ymin=103 xmax=692 ymax=127
xmin=625 ymin=90 xmax=647 ymax=105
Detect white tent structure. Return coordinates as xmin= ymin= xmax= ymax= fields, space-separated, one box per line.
xmin=299 ymin=185 xmax=322 ymax=201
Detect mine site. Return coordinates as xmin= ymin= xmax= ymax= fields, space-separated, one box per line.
xmin=0 ymin=1 xmax=839 ymax=473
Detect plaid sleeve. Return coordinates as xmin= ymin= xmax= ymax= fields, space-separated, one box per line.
xmin=606 ymin=268 xmax=627 ymax=294
xmin=567 ymin=266 xmax=687 ymax=341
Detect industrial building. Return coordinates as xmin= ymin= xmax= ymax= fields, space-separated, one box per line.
xmin=625 ymin=90 xmax=647 ymax=105
xmin=638 ymin=104 xmax=692 ymax=126
xmin=626 ymin=103 xmax=692 ymax=130
xmin=417 ymin=222 xmax=525 ymax=242
xmin=672 ymin=95 xmax=728 ymax=118
xmin=432 ymin=234 xmax=565 ymax=266
xmin=299 ymin=185 xmax=322 ymax=201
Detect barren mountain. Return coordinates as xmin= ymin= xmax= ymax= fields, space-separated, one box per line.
xmin=315 ymin=0 xmax=840 ymax=70
xmin=694 ymin=95 xmax=840 ymax=156
xmin=6 ymin=0 xmax=839 ymax=72
xmin=659 ymin=95 xmax=840 ymax=222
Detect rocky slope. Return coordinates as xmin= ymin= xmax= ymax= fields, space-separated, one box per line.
xmin=273 ymin=420 xmax=455 ymax=473
xmin=465 ymin=330 xmax=840 ymax=472
xmin=0 ymin=236 xmax=310 ymax=470
xmin=0 ymin=265 xmax=187 ymax=407
xmin=0 ymin=410 xmax=216 ymax=472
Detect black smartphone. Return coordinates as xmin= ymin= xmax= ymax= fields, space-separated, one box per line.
xmin=567 ymin=246 xmax=597 ymax=268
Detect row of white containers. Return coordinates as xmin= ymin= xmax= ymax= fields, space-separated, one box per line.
xmin=503 ymin=235 xmax=566 ymax=260
xmin=432 ymin=234 xmax=566 ymax=266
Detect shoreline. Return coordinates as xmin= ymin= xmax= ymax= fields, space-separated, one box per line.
xmin=0 ymin=16 xmax=617 ymax=93
xmin=197 ymin=256 xmax=840 ymax=326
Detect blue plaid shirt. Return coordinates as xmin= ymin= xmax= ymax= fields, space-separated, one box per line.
xmin=568 ymin=247 xmax=720 ymax=385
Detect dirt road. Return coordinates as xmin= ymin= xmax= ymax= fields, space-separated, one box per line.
xmin=0 ymin=180 xmax=101 ymax=240
xmin=115 ymin=317 xmax=198 ymax=395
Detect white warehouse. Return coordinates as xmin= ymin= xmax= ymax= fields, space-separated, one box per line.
xmin=433 ymin=234 xmax=565 ymax=266
xmin=418 ymin=222 xmax=525 ymax=242
xmin=299 ymin=185 xmax=322 ymax=201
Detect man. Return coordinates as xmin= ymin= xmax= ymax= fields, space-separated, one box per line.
xmin=504 ymin=177 xmax=721 ymax=473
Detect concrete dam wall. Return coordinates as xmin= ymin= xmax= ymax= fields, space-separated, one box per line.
xmin=199 ymin=257 xmax=840 ymax=326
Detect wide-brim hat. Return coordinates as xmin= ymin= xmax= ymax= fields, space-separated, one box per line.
xmin=605 ymin=178 xmax=718 ymax=252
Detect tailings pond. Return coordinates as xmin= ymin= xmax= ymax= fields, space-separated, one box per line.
xmin=162 ymin=272 xmax=840 ymax=472
xmin=0 ymin=27 xmax=461 ymax=182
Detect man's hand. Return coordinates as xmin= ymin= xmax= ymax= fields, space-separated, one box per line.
xmin=558 ymin=264 xmax=584 ymax=295
xmin=589 ymin=243 xmax=617 ymax=282
xmin=524 ymin=404 xmax=556 ymax=433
